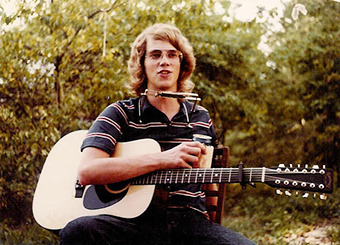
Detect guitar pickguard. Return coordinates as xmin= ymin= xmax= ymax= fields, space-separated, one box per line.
xmin=83 ymin=185 xmax=128 ymax=210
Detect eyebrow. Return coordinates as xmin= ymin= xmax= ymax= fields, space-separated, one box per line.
xmin=148 ymin=49 xmax=178 ymax=53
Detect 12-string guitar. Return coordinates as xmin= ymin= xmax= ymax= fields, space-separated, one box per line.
xmin=33 ymin=130 xmax=333 ymax=230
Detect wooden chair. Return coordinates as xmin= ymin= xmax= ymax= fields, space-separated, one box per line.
xmin=202 ymin=146 xmax=229 ymax=224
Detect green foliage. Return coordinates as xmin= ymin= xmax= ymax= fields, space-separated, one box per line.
xmin=0 ymin=0 xmax=339 ymax=243
xmin=265 ymin=0 xmax=340 ymax=170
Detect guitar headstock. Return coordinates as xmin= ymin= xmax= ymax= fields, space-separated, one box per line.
xmin=265 ymin=164 xmax=333 ymax=199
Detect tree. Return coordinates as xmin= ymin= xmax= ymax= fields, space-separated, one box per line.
xmin=266 ymin=0 xmax=340 ymax=180
xmin=0 ymin=0 xmax=265 ymax=228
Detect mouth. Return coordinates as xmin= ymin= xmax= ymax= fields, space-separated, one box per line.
xmin=158 ymin=70 xmax=172 ymax=75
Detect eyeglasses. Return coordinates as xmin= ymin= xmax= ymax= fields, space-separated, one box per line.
xmin=145 ymin=49 xmax=183 ymax=62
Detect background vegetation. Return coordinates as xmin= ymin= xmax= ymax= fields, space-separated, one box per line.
xmin=0 ymin=0 xmax=339 ymax=244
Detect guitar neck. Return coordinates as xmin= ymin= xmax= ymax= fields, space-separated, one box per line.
xmin=130 ymin=167 xmax=333 ymax=194
xmin=132 ymin=168 xmax=265 ymax=185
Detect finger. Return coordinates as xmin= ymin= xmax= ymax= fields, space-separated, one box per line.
xmin=181 ymin=142 xmax=204 ymax=156
xmin=189 ymin=141 xmax=207 ymax=155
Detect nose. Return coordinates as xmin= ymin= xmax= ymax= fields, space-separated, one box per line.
xmin=160 ymin=55 xmax=170 ymax=65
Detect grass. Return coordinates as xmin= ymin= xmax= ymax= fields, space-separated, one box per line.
xmin=1 ymin=222 xmax=59 ymax=245
xmin=222 ymin=184 xmax=340 ymax=245
xmin=1 ymin=185 xmax=339 ymax=244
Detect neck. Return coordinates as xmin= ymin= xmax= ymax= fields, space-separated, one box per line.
xmin=147 ymin=95 xmax=180 ymax=121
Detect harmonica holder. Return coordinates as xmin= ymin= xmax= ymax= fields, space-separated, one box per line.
xmin=142 ymin=89 xmax=201 ymax=126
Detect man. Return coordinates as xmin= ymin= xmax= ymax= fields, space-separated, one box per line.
xmin=60 ymin=23 xmax=255 ymax=245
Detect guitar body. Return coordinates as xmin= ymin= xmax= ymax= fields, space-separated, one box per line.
xmin=33 ymin=130 xmax=160 ymax=230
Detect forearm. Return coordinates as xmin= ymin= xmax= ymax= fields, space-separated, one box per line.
xmin=78 ymin=149 xmax=164 ymax=185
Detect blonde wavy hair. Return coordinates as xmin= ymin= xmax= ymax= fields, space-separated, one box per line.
xmin=127 ymin=23 xmax=196 ymax=96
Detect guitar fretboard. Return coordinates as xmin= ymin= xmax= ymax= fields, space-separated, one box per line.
xmin=131 ymin=168 xmax=266 ymax=185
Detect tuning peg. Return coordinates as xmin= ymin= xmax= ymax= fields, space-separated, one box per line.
xmin=285 ymin=190 xmax=292 ymax=197
xmin=305 ymin=164 xmax=309 ymax=168
xmin=302 ymin=193 xmax=309 ymax=198
xmin=278 ymin=164 xmax=285 ymax=168
xmin=313 ymin=193 xmax=317 ymax=199
xmin=320 ymin=194 xmax=328 ymax=200
xmin=276 ymin=189 xmax=283 ymax=195
xmin=311 ymin=165 xmax=319 ymax=174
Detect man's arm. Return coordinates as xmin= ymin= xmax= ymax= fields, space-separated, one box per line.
xmin=78 ymin=141 xmax=207 ymax=186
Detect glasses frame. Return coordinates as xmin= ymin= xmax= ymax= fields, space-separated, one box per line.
xmin=145 ymin=49 xmax=183 ymax=63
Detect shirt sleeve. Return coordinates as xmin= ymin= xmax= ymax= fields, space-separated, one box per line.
xmin=81 ymin=101 xmax=129 ymax=155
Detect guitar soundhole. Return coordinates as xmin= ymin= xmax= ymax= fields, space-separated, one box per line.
xmin=83 ymin=185 xmax=128 ymax=210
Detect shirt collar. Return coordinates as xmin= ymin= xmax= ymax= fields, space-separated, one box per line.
xmin=138 ymin=96 xmax=197 ymax=124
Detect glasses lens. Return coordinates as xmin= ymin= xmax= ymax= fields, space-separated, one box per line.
xmin=149 ymin=50 xmax=162 ymax=59
xmin=166 ymin=50 xmax=179 ymax=59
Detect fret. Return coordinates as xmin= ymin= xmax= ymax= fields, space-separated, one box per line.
xmin=175 ymin=169 xmax=179 ymax=184
xmin=228 ymin=168 xmax=231 ymax=183
xmin=261 ymin=167 xmax=265 ymax=182
xmin=210 ymin=169 xmax=214 ymax=183
xmin=202 ymin=169 xmax=207 ymax=183
xmin=168 ymin=170 xmax=173 ymax=184
xmin=181 ymin=169 xmax=185 ymax=183
xmin=164 ymin=170 xmax=171 ymax=184
xmin=164 ymin=170 xmax=169 ymax=184
xmin=158 ymin=170 xmax=163 ymax=184
xmin=147 ymin=173 xmax=152 ymax=184
xmin=152 ymin=172 xmax=156 ymax=184
xmin=194 ymin=169 xmax=198 ymax=183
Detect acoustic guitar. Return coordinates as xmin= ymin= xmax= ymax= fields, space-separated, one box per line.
xmin=32 ymin=130 xmax=333 ymax=230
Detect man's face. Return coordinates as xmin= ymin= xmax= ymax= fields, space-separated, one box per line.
xmin=144 ymin=37 xmax=182 ymax=92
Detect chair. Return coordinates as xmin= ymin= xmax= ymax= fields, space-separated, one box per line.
xmin=202 ymin=146 xmax=229 ymax=224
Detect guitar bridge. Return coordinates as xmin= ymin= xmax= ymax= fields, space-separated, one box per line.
xmin=75 ymin=179 xmax=85 ymax=198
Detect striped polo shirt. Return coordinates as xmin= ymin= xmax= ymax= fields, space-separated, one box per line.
xmin=81 ymin=96 xmax=217 ymax=214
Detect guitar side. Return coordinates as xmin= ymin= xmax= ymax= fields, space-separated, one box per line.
xmin=32 ymin=130 xmax=160 ymax=230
